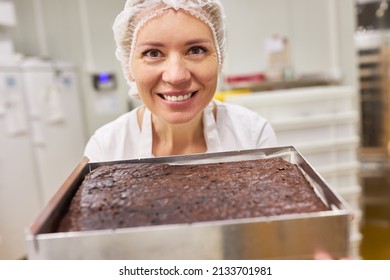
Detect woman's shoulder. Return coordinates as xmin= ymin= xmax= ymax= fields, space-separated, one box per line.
xmin=84 ymin=108 xmax=141 ymax=162
xmin=94 ymin=108 xmax=138 ymax=136
xmin=88 ymin=108 xmax=141 ymax=152
xmin=212 ymin=99 xmax=277 ymax=148
xmin=214 ymin=99 xmax=268 ymax=122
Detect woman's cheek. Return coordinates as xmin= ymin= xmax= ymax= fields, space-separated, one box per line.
xmin=135 ymin=66 xmax=159 ymax=88
xmin=201 ymin=67 xmax=219 ymax=85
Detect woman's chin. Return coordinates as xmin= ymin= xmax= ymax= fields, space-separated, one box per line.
xmin=159 ymin=112 xmax=201 ymax=126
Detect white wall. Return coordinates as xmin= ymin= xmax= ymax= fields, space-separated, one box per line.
xmin=221 ymin=0 xmax=291 ymax=75
xmin=221 ymin=0 xmax=358 ymax=86
xmin=11 ymin=0 xmax=129 ymax=137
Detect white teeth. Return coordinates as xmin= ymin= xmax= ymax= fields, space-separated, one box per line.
xmin=163 ymin=93 xmax=192 ymax=102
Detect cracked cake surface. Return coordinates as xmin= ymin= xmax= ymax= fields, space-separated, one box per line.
xmin=57 ymin=157 xmax=329 ymax=232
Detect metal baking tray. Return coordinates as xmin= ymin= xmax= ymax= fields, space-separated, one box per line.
xmin=25 ymin=146 xmax=353 ymax=259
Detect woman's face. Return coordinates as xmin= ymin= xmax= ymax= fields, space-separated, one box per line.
xmin=131 ymin=9 xmax=219 ymax=125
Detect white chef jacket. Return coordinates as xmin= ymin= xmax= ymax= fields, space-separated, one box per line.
xmin=84 ymin=100 xmax=277 ymax=162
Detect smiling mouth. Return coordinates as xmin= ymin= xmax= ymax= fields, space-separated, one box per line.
xmin=159 ymin=92 xmax=196 ymax=102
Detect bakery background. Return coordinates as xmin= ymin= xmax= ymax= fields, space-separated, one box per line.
xmin=0 ymin=0 xmax=389 ymax=260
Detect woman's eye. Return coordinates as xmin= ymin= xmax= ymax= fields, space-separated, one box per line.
xmin=188 ymin=46 xmax=207 ymax=55
xmin=143 ymin=49 xmax=162 ymax=58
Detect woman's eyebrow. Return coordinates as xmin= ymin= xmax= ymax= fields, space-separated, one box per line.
xmin=137 ymin=39 xmax=212 ymax=48
xmin=137 ymin=41 xmax=164 ymax=47
xmin=185 ymin=39 xmax=212 ymax=45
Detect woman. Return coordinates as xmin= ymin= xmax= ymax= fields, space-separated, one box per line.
xmin=84 ymin=0 xmax=277 ymax=162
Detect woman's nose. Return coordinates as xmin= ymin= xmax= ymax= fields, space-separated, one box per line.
xmin=162 ymin=56 xmax=191 ymax=85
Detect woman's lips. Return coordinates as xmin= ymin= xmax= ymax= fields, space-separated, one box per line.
xmin=158 ymin=91 xmax=197 ymax=102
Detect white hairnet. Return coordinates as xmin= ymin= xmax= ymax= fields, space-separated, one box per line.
xmin=113 ymin=0 xmax=226 ymax=98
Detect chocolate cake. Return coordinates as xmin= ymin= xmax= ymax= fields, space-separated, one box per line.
xmin=57 ymin=157 xmax=330 ymax=232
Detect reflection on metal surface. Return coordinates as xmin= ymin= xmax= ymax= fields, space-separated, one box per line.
xmin=361 ymin=173 xmax=390 ymax=259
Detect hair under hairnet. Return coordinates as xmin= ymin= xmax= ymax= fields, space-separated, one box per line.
xmin=113 ymin=0 xmax=226 ymax=98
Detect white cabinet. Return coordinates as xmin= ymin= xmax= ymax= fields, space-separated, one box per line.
xmin=225 ymin=85 xmax=362 ymax=258
xmin=0 ymin=65 xmax=42 ymax=260
xmin=21 ymin=60 xmax=87 ymax=204
xmin=0 ymin=59 xmax=87 ymax=259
